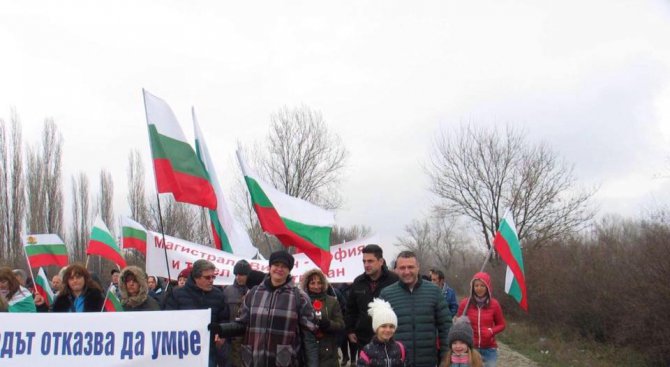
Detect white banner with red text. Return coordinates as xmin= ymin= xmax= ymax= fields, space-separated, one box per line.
xmin=0 ymin=310 xmax=210 ymax=366
xmin=146 ymin=232 xmax=378 ymax=285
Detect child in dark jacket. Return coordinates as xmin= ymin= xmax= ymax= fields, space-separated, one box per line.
xmin=357 ymin=298 xmax=405 ymax=367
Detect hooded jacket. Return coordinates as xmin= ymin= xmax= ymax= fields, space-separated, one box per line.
xmin=119 ymin=266 xmax=160 ymax=312
xmin=300 ymin=269 xmax=345 ymax=367
xmin=456 ymin=272 xmax=505 ymax=349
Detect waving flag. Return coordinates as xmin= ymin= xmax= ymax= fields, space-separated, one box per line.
xmin=193 ymin=109 xmax=257 ymax=257
xmin=143 ymin=89 xmax=217 ymax=209
xmin=34 ymin=267 xmax=55 ymax=307
xmin=493 ymin=212 xmax=528 ymax=311
xmin=237 ymin=151 xmax=335 ymax=274
xmin=87 ymin=217 xmax=126 ymax=268
xmin=121 ymin=216 xmax=148 ymax=255
xmin=103 ymin=288 xmax=124 ymax=312
xmin=24 ymin=234 xmax=68 ymax=268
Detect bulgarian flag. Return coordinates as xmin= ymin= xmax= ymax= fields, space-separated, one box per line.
xmin=103 ymin=288 xmax=124 ymax=312
xmin=237 ymin=150 xmax=335 ymax=274
xmin=193 ymin=108 xmax=257 ymax=257
xmin=493 ymin=213 xmax=528 ymax=311
xmin=24 ymin=234 xmax=69 ymax=268
xmin=8 ymin=287 xmax=36 ymax=312
xmin=87 ymin=217 xmax=127 ymax=268
xmin=121 ymin=216 xmax=148 ymax=255
xmin=143 ymin=89 xmax=217 ymax=210
xmin=34 ymin=267 xmax=55 ymax=307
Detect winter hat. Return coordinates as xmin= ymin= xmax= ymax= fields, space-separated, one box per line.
xmin=178 ymin=268 xmax=191 ymax=279
xmin=269 ymin=250 xmax=294 ymax=271
xmin=448 ymin=316 xmax=474 ymax=349
xmin=368 ymin=298 xmax=397 ymax=331
xmin=233 ymin=260 xmax=252 ymax=276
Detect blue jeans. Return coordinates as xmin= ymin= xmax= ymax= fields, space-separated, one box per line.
xmin=477 ymin=348 xmax=498 ymax=367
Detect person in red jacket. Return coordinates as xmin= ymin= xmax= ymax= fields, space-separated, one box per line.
xmin=457 ymin=272 xmax=505 ymax=367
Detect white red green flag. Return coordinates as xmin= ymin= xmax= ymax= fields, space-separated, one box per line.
xmin=23 ymin=234 xmax=69 ymax=268
xmin=103 ymin=288 xmax=124 ymax=312
xmin=34 ymin=267 xmax=55 ymax=307
xmin=87 ymin=217 xmax=126 ymax=268
xmin=192 ymin=109 xmax=257 ymax=257
xmin=237 ymin=150 xmax=335 ymax=274
xmin=142 ymin=89 xmax=217 ymax=210
xmin=121 ymin=216 xmax=148 ymax=255
xmin=8 ymin=287 xmax=36 ymax=312
xmin=492 ymin=213 xmax=528 ymax=311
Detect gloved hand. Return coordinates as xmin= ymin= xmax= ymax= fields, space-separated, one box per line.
xmin=317 ymin=318 xmax=331 ymax=330
xmin=208 ymin=322 xmax=224 ymax=337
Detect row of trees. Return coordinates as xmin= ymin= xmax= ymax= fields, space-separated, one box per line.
xmin=0 ymin=105 xmax=352 ymax=274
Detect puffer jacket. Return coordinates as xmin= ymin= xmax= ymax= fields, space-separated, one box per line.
xmin=119 ymin=266 xmax=160 ymax=312
xmin=356 ymin=337 xmax=406 ymax=367
xmin=345 ymin=266 xmax=398 ymax=347
xmin=380 ymin=278 xmax=451 ymax=367
xmin=301 ymin=269 xmax=345 ymax=367
xmin=456 ymin=272 xmax=505 ymax=349
xmin=238 ymin=276 xmax=319 ymax=367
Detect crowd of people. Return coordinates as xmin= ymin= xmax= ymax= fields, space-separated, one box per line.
xmin=0 ymin=244 xmax=506 ymax=367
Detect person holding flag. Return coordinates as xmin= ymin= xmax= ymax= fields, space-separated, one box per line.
xmin=457 ymin=272 xmax=506 ymax=367
xmin=52 ymin=263 xmax=104 ymax=313
xmin=0 ymin=267 xmax=36 ymax=312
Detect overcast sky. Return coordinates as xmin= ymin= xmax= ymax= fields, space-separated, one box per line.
xmin=2 ymin=1 xmax=670 ymax=254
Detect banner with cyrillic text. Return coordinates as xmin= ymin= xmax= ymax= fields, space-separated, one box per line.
xmin=0 ymin=310 xmax=209 ymax=366
xmin=147 ymin=232 xmax=378 ymax=285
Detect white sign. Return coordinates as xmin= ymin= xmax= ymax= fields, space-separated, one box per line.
xmin=146 ymin=232 xmax=378 ymax=285
xmin=0 ymin=310 xmax=210 ymax=366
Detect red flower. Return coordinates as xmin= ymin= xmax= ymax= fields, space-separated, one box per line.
xmin=312 ymin=299 xmax=323 ymax=311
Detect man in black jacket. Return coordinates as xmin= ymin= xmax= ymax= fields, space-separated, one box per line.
xmin=345 ymin=244 xmax=399 ymax=357
xmin=164 ymin=259 xmax=227 ymax=367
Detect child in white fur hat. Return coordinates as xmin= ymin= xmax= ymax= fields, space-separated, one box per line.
xmin=356 ymin=298 xmax=406 ymax=367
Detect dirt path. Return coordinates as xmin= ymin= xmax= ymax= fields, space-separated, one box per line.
xmin=497 ymin=341 xmax=539 ymax=367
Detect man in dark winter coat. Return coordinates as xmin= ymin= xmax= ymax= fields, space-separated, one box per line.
xmin=380 ymin=251 xmax=451 ymax=367
xmin=164 ymin=259 xmax=228 ymax=367
xmin=345 ymin=244 xmax=399 ymax=353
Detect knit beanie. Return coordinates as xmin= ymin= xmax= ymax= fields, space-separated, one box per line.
xmin=233 ymin=260 xmax=252 ymax=276
xmin=269 ymin=250 xmax=294 ymax=271
xmin=368 ymin=298 xmax=397 ymax=331
xmin=448 ymin=316 xmax=474 ymax=349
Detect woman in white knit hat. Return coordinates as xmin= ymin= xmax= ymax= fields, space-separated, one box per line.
xmin=356 ymin=298 xmax=406 ymax=366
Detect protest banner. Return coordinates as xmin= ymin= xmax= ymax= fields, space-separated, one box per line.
xmin=0 ymin=310 xmax=209 ymax=366
xmin=146 ymin=232 xmax=377 ymax=285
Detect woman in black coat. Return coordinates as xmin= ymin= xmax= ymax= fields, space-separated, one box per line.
xmin=52 ymin=263 xmax=104 ymax=312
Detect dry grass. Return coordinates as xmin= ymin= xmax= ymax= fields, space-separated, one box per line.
xmin=498 ymin=320 xmax=649 ymax=367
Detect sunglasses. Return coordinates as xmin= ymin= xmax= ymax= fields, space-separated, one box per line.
xmin=200 ymin=275 xmax=215 ymax=280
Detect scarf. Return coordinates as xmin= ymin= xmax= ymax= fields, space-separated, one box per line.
xmin=451 ymin=353 xmax=470 ymax=364
xmin=474 ymin=295 xmax=488 ymax=308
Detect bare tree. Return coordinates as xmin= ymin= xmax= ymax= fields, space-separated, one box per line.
xmin=330 ymin=225 xmax=372 ymax=244
xmin=70 ymin=172 xmax=90 ymax=262
xmin=427 ymin=124 xmax=594 ymax=250
xmin=26 ymin=119 xmax=64 ymax=237
xmin=97 ymin=169 xmax=115 ymax=235
xmin=127 ymin=149 xmax=149 ymax=225
xmin=0 ymin=110 xmax=25 ymax=265
xmin=396 ymin=215 xmax=465 ymax=271
xmin=150 ymin=197 xmax=202 ymax=242
xmin=259 ymin=105 xmax=348 ymax=210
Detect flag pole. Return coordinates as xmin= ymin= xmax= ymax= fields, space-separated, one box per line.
xmin=142 ymin=89 xmax=173 ymax=287
xmin=460 ymin=209 xmax=511 ymax=317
